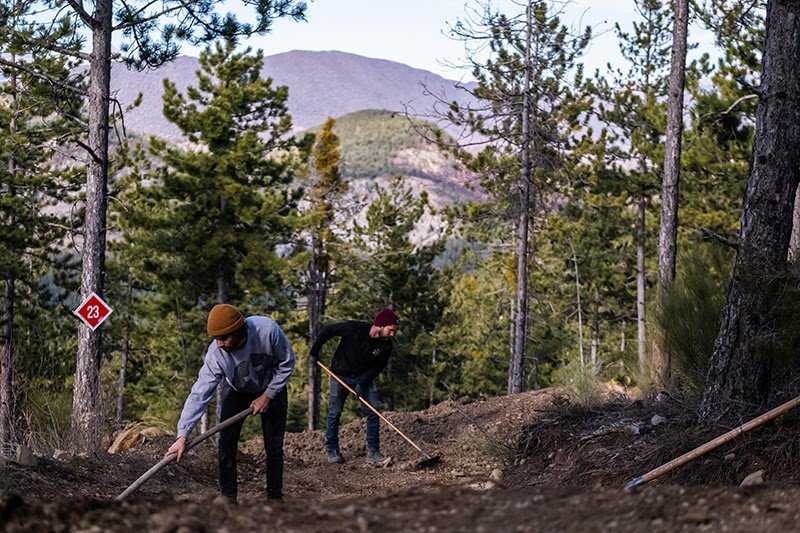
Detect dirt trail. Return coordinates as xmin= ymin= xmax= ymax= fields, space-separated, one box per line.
xmin=3 ymin=388 xmax=800 ymax=531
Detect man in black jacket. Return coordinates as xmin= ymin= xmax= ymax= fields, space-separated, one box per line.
xmin=309 ymin=307 xmax=399 ymax=465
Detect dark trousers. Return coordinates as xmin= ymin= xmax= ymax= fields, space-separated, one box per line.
xmin=218 ymin=383 xmax=288 ymax=501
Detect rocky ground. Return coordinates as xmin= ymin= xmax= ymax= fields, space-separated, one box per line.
xmin=3 ymin=387 xmax=800 ymax=531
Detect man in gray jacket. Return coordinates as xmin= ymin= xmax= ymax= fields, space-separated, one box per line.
xmin=165 ymin=304 xmax=295 ymax=502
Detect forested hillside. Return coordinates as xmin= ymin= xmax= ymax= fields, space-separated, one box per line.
xmin=309 ymin=109 xmax=480 ymax=207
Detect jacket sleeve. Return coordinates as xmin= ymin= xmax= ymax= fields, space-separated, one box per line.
xmin=264 ymin=325 xmax=296 ymax=399
xmin=309 ymin=322 xmax=346 ymax=360
xmin=176 ymin=352 xmax=224 ymax=438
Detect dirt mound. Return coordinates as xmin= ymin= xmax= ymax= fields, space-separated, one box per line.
xmin=3 ymin=387 xmax=800 ymax=531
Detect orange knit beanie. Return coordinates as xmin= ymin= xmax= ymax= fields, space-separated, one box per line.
xmin=207 ymin=304 xmax=245 ymax=337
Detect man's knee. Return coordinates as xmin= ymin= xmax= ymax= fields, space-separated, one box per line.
xmin=264 ymin=435 xmax=285 ymax=456
xmin=327 ymin=399 xmax=344 ymax=416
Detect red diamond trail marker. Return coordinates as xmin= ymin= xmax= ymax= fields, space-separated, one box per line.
xmin=74 ymin=292 xmax=113 ymax=331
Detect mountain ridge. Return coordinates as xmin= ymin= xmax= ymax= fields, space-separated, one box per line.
xmin=111 ymin=49 xmax=475 ymax=140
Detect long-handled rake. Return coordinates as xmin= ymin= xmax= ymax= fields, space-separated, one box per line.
xmin=116 ymin=406 xmax=253 ymax=500
xmin=316 ymin=360 xmax=440 ymax=468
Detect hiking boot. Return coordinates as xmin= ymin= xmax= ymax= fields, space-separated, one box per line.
xmin=214 ymin=494 xmax=237 ymax=506
xmin=327 ymin=449 xmax=345 ymax=464
xmin=366 ymin=449 xmax=391 ymax=466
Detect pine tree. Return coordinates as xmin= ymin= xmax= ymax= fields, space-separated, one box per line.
xmin=0 ymin=16 xmax=82 ymax=443
xmin=444 ymin=0 xmax=590 ymax=392
xmin=303 ymin=117 xmax=347 ymax=430
xmin=111 ymin=40 xmax=307 ymax=427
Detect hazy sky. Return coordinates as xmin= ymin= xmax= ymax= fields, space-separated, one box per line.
xmin=204 ymin=0 xmax=716 ymax=80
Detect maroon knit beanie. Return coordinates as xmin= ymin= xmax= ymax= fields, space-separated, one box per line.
xmin=373 ymin=307 xmax=399 ymax=327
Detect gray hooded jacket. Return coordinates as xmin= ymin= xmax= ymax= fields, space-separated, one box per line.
xmin=176 ymin=316 xmax=295 ymax=438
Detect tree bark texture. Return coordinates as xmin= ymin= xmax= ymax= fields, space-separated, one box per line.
xmin=72 ymin=0 xmax=113 ymax=453
xmin=0 ymin=276 xmax=14 ymax=443
xmin=789 ymin=183 xmax=800 ymax=259
xmin=654 ymin=0 xmax=690 ymax=384
xmin=701 ymin=0 xmax=800 ymax=417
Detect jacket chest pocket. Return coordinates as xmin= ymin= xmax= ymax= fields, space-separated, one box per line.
xmin=232 ymin=352 xmax=272 ymax=392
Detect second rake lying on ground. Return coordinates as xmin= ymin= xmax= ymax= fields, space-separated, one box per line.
xmin=316 ymin=360 xmax=441 ymax=468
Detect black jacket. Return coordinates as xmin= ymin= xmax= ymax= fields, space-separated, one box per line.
xmin=309 ymin=320 xmax=393 ymax=384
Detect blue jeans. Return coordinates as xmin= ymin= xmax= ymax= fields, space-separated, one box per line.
xmin=325 ymin=375 xmax=380 ymax=452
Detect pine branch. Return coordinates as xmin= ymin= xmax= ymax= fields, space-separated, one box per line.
xmin=700 ymin=94 xmax=758 ymax=121
xmin=64 ymin=0 xmax=93 ymax=26
xmin=700 ymin=227 xmax=739 ymax=250
xmin=0 ymin=57 xmax=88 ymax=97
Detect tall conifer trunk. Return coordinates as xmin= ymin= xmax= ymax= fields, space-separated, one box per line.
xmin=655 ymin=0 xmax=690 ymax=385
xmin=72 ymin=0 xmax=113 ymax=452
xmin=115 ymin=269 xmax=132 ymax=431
xmin=0 ymin=276 xmax=14 ymax=443
xmin=570 ymin=243 xmax=585 ymax=369
xmin=590 ymin=288 xmax=599 ymax=376
xmin=307 ymin=248 xmax=324 ymax=430
xmin=701 ymin=0 xmax=800 ymax=416
xmin=509 ymin=1 xmax=533 ymax=395
xmin=636 ymin=193 xmax=647 ymax=376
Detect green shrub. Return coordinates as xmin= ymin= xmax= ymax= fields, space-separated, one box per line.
xmin=656 ymin=245 xmax=732 ymax=392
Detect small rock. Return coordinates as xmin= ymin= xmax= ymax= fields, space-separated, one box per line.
xmin=343 ymin=504 xmax=358 ymax=516
xmin=630 ymin=423 xmax=640 ymax=435
xmin=53 ymin=449 xmax=73 ymax=461
xmin=468 ymin=480 xmax=496 ymax=491
xmin=490 ymin=468 xmax=503 ymax=481
xmin=740 ymin=470 xmax=765 ymax=487
xmin=724 ymin=453 xmax=736 ymax=461
xmin=651 ymin=415 xmax=666 ymax=426
xmin=15 ymin=445 xmax=36 ymax=466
